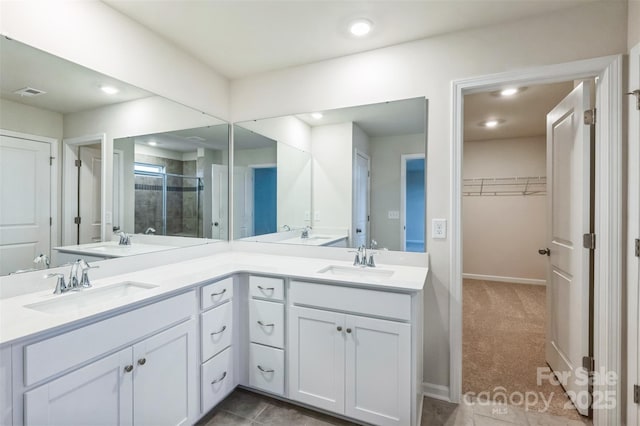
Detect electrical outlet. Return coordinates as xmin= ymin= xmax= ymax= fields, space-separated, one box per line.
xmin=388 ymin=210 xmax=400 ymax=219
xmin=304 ymin=211 xmax=310 ymax=221
xmin=314 ymin=211 xmax=320 ymax=221
xmin=432 ymin=219 xmax=447 ymax=239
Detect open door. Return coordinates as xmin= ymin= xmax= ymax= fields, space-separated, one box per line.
xmin=211 ymin=164 xmax=228 ymax=240
xmin=353 ymin=151 xmax=369 ymax=248
xmin=543 ymin=82 xmax=592 ymax=416
xmin=78 ymin=146 xmax=102 ymax=244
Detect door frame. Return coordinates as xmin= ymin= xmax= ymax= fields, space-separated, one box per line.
xmin=352 ymin=149 xmax=370 ymax=247
xmin=627 ymin=42 xmax=640 ymax=426
xmin=0 ymin=128 xmax=58 ymax=254
xmin=62 ymin=133 xmax=107 ymax=245
xmin=400 ymin=153 xmax=426 ymax=251
xmin=449 ymin=55 xmax=623 ymax=425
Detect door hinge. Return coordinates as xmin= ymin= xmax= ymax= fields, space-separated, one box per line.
xmin=75 ymin=159 xmax=82 ymax=167
xmin=635 ymin=239 xmax=640 ymax=257
xmin=634 ymin=384 xmax=639 ymax=404
xmin=582 ymin=355 xmax=595 ymax=373
xmin=627 ymin=89 xmax=640 ymax=111
xmin=584 ymin=109 xmax=596 ymax=125
xmin=49 ymin=217 xmax=52 ymax=226
xmin=49 ymin=156 xmax=55 ymax=166
xmin=74 ymin=217 xmax=81 ymax=225
xmin=583 ymin=233 xmax=596 ymax=250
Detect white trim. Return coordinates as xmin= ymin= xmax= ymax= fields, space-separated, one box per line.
xmin=626 ymin=42 xmax=640 ymax=426
xmin=422 ymin=382 xmax=451 ymax=401
xmin=450 ymin=55 xmax=623 ymax=426
xmin=352 ymin=149 xmax=370 ymax=246
xmin=0 ymin=128 xmax=59 ymax=257
xmin=112 ymin=149 xmax=124 ymax=231
xmin=62 ymin=134 xmax=107 ymax=244
xmin=462 ymin=273 xmax=546 ymax=286
xmin=400 ymin=153 xmax=426 ymax=251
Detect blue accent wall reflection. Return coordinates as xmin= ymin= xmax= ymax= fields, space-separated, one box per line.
xmin=406 ymin=159 xmax=425 ymax=252
xmin=254 ymin=167 xmax=277 ymax=236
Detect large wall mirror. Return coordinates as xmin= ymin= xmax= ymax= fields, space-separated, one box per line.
xmin=233 ymin=98 xmax=427 ymax=252
xmin=0 ymin=37 xmax=229 ymax=275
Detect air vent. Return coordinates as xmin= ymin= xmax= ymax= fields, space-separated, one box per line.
xmin=185 ymin=136 xmax=206 ymax=142
xmin=13 ymin=87 xmax=46 ymax=97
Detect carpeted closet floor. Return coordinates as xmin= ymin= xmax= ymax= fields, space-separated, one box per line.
xmin=462 ymin=279 xmax=584 ymax=421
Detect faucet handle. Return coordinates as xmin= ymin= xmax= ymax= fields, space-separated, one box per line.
xmin=46 ymin=273 xmax=67 ymax=294
xmin=79 ymin=260 xmax=99 ymax=288
xmin=348 ymin=249 xmax=361 ymax=266
xmin=367 ymin=251 xmax=378 ymax=268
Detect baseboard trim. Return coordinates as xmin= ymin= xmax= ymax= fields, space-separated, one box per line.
xmin=462 ymin=273 xmax=546 ymax=286
xmin=422 ymin=382 xmax=451 ymax=402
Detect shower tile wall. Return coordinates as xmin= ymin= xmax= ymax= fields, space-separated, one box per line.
xmin=182 ymin=160 xmax=199 ymax=237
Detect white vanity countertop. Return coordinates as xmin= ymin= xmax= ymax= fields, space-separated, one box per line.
xmin=0 ymin=251 xmax=427 ymax=346
xmin=53 ymin=241 xmax=177 ymax=258
xmin=277 ymin=233 xmax=348 ymax=246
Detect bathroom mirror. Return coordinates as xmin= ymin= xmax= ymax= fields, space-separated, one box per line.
xmin=232 ymin=121 xmax=312 ymax=242
xmin=0 ymin=37 xmax=229 ymax=275
xmin=232 ymin=98 xmax=427 ymax=252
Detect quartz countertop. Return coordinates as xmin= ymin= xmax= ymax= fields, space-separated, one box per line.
xmin=53 ymin=241 xmax=177 ymax=258
xmin=0 ymin=251 xmax=427 ymax=346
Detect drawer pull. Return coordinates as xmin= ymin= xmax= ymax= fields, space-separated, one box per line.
xmin=210 ymin=289 xmax=227 ymax=297
xmin=346 ymin=328 xmax=352 ymax=334
xmin=337 ymin=326 xmax=343 ymax=331
xmin=257 ymin=285 xmax=274 ymax=292
xmin=210 ymin=325 xmax=227 ymax=336
xmin=124 ymin=365 xmax=133 ymax=373
xmin=211 ymin=371 xmax=227 ymax=384
xmin=137 ymin=358 xmax=146 ymax=366
xmin=257 ymin=365 xmax=274 ymax=373
xmin=257 ymin=320 xmax=275 ymax=327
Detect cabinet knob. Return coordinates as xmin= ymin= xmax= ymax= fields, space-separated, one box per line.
xmin=124 ymin=365 xmax=133 ymax=373
xmin=337 ymin=326 xmax=343 ymax=331
xmin=137 ymin=358 xmax=147 ymax=366
xmin=346 ymin=328 xmax=352 ymax=334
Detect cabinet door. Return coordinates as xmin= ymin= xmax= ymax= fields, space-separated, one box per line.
xmin=24 ymin=348 xmax=133 ymax=426
xmin=288 ymin=306 xmax=345 ymax=414
xmin=344 ymin=315 xmax=411 ymax=426
xmin=133 ymin=319 xmax=197 ymax=426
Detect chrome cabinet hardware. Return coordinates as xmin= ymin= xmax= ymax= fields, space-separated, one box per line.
xmin=257 ymin=365 xmax=274 ymax=373
xmin=124 ymin=365 xmax=133 ymax=373
xmin=210 ymin=289 xmax=227 ymax=297
xmin=337 ymin=326 xmax=343 ymax=331
xmin=137 ymin=358 xmax=146 ymax=366
xmin=211 ymin=371 xmax=227 ymax=384
xmin=211 ymin=326 xmax=227 ymax=335
xmin=257 ymin=285 xmax=274 ymax=291
xmin=257 ymin=320 xmax=275 ymax=327
xmin=346 ymin=328 xmax=352 ymax=334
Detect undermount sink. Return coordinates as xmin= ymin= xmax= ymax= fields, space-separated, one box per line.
xmin=305 ymin=236 xmax=331 ymax=240
xmin=25 ymin=281 xmax=158 ymax=314
xmin=317 ymin=265 xmax=394 ymax=279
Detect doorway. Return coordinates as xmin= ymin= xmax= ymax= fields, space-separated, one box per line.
xmin=353 ymin=150 xmax=370 ymax=248
xmin=401 ymin=154 xmax=425 ymax=252
xmin=450 ymin=56 xmax=623 ymax=426
xmin=253 ymin=166 xmax=277 ymax=236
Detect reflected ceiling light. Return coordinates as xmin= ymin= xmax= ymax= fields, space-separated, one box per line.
xmin=500 ymin=88 xmax=519 ymax=97
xmin=100 ymin=85 xmax=119 ymax=95
xmin=311 ymin=112 xmax=323 ymax=119
xmin=147 ymin=141 xmax=157 ymax=146
xmin=349 ymin=19 xmax=372 ymax=37
xmin=480 ymin=119 xmax=505 ymax=128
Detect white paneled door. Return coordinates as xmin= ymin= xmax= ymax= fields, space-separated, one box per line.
xmin=353 ymin=151 xmax=369 ymax=248
xmin=0 ymin=135 xmax=51 ymax=275
xmin=544 ymin=82 xmax=592 ymax=416
xmin=233 ymin=166 xmax=253 ymax=239
xmin=211 ymin=164 xmax=228 ymax=240
xmin=78 ymin=146 xmax=102 ymax=244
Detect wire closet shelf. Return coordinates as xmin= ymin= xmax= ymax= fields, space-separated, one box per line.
xmin=463 ymin=176 xmax=547 ymax=196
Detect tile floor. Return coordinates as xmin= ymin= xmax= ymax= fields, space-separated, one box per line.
xmin=197 ymin=388 xmax=593 ymax=426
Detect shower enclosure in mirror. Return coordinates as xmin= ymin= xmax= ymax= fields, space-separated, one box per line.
xmin=0 ymin=36 xmax=230 ymax=275
xmin=232 ymin=97 xmax=427 ymax=252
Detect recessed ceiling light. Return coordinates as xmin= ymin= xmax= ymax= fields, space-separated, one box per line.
xmin=148 ymin=141 xmax=157 ymax=146
xmin=311 ymin=112 xmax=323 ymax=119
xmin=349 ymin=19 xmax=372 ymax=37
xmin=500 ymin=88 xmax=519 ymax=97
xmin=101 ymin=85 xmax=119 ymax=95
xmin=480 ymin=119 xmax=505 ymax=128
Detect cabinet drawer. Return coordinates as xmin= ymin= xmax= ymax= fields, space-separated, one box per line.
xmin=201 ymin=277 xmax=234 ymax=310
xmin=201 ymin=346 xmax=234 ymax=413
xmin=249 ymin=299 xmax=284 ymax=348
xmin=249 ymin=343 xmax=284 ymax=395
xmin=290 ymin=281 xmax=411 ymax=321
xmin=24 ymin=290 xmax=196 ymax=387
xmin=249 ymin=276 xmax=284 ymax=301
xmin=201 ymin=302 xmax=233 ymax=362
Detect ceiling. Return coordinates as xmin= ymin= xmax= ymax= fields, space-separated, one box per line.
xmin=234 ymin=126 xmax=277 ymax=150
xmin=132 ymin=125 xmax=230 ymax=153
xmin=0 ymin=37 xmax=152 ymax=114
xmin=464 ymin=81 xmax=575 ymax=142
xmin=102 ymin=0 xmax=592 ymax=79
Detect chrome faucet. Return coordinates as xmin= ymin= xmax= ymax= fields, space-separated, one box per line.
xmin=78 ymin=259 xmax=98 ymax=288
xmin=282 ymin=224 xmax=291 ymax=232
xmin=349 ymin=245 xmax=368 ymax=266
xmin=144 ymin=227 xmax=156 ymax=235
xmin=46 ymin=273 xmax=68 ymax=294
xmin=301 ymin=226 xmax=311 ymax=239
xmin=33 ymin=253 xmax=50 ymax=269
xmin=119 ymin=231 xmax=131 ymax=246
xmin=47 ymin=259 xmax=99 ymax=294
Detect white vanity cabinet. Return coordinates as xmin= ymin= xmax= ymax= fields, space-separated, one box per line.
xmin=288 ymin=281 xmax=413 ymax=426
xmin=14 ymin=290 xmax=198 ymax=426
xmin=0 ymin=346 xmax=12 ymax=425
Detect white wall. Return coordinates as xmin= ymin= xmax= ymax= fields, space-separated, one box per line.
xmin=234 ymin=147 xmax=277 ymax=167
xmin=0 ymin=1 xmax=229 ymax=121
xmin=629 ymin=0 xmax=640 ymax=50
xmin=230 ymin=2 xmax=627 ymax=390
xmin=240 ymin=116 xmax=312 ymax=152
xmin=277 ymin=143 xmax=311 ymax=230
xmin=462 ymin=137 xmax=547 ymax=282
xmin=370 ymin=133 xmax=425 ymax=251
xmin=312 ymin=122 xmax=353 ymax=230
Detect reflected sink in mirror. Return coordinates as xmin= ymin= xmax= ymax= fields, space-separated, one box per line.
xmin=25 ymin=281 xmax=158 ymax=314
xmin=317 ymin=265 xmax=394 ymax=279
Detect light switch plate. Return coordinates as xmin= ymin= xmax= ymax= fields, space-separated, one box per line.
xmin=388 ymin=210 xmax=400 ymax=219
xmin=432 ymin=219 xmax=447 ymax=239
xmin=304 ymin=211 xmax=310 ymax=221
xmin=314 ymin=211 xmax=320 ymax=221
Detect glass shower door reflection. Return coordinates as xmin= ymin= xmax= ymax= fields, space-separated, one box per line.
xmin=134 ymin=173 xmax=165 ymax=235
